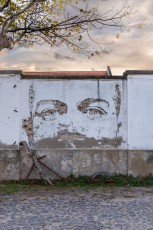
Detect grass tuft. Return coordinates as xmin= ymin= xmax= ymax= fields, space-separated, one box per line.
xmin=1 ymin=174 xmax=153 ymax=194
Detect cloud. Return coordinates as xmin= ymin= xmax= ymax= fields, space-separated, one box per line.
xmin=54 ymin=52 xmax=75 ymax=61
xmin=0 ymin=0 xmax=152 ymax=75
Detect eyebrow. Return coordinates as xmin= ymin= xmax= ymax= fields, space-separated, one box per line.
xmin=77 ymin=98 xmax=109 ymax=113
xmin=35 ymin=100 xmax=68 ymax=115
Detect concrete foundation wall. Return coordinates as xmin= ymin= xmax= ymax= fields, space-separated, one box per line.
xmin=0 ymin=150 xmax=20 ymax=180
xmin=1 ymin=150 xmax=153 ymax=180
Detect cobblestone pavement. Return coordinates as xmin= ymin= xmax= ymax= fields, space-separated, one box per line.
xmin=1 ymin=187 xmax=153 ymax=230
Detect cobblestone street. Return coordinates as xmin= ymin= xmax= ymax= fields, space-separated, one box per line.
xmin=0 ymin=187 xmax=153 ymax=230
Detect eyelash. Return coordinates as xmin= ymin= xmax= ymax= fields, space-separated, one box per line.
xmin=86 ymin=106 xmax=107 ymax=116
xmin=87 ymin=106 xmax=107 ymax=115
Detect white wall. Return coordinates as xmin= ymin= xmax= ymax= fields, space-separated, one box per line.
xmin=0 ymin=74 xmax=20 ymax=149
xmin=128 ymin=75 xmax=153 ymax=150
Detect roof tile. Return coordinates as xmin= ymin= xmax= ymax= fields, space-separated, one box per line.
xmin=22 ymin=71 xmax=108 ymax=77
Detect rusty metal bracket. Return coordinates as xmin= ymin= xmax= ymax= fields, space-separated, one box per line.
xmin=20 ymin=141 xmax=62 ymax=185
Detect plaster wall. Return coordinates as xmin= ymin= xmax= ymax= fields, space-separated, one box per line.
xmin=0 ymin=75 xmax=20 ymax=150
xmin=128 ymin=75 xmax=153 ymax=150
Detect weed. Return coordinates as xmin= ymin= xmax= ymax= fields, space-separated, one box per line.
xmin=1 ymin=174 xmax=153 ymax=194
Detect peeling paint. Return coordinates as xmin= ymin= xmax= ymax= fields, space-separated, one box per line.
xmin=117 ymin=122 xmax=122 ymax=135
xmin=22 ymin=118 xmax=34 ymax=147
xmin=34 ymin=138 xmax=68 ymax=149
xmin=34 ymin=136 xmax=123 ymax=149
xmin=29 ymin=84 xmax=35 ymax=115
xmin=58 ymin=130 xmax=85 ymax=141
xmin=73 ymin=137 xmax=123 ymax=148
xmin=23 ymin=119 xmax=33 ymax=136
xmin=113 ymin=84 xmax=121 ymax=119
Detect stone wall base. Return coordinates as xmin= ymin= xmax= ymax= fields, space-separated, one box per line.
xmin=1 ymin=150 xmax=153 ymax=180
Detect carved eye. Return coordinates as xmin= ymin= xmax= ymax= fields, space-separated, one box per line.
xmin=42 ymin=109 xmax=59 ymax=120
xmin=86 ymin=106 xmax=107 ymax=119
xmin=35 ymin=109 xmax=59 ymax=120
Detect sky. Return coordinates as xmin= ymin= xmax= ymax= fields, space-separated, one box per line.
xmin=0 ymin=0 xmax=153 ymax=75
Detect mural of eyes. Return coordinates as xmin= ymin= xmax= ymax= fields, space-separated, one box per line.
xmin=77 ymin=98 xmax=109 ymax=120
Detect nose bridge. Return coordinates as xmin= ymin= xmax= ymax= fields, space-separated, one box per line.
xmin=62 ymin=118 xmax=74 ymax=128
xmin=59 ymin=113 xmax=78 ymax=131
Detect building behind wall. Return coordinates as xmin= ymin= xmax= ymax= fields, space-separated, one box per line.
xmin=0 ymin=69 xmax=153 ymax=180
